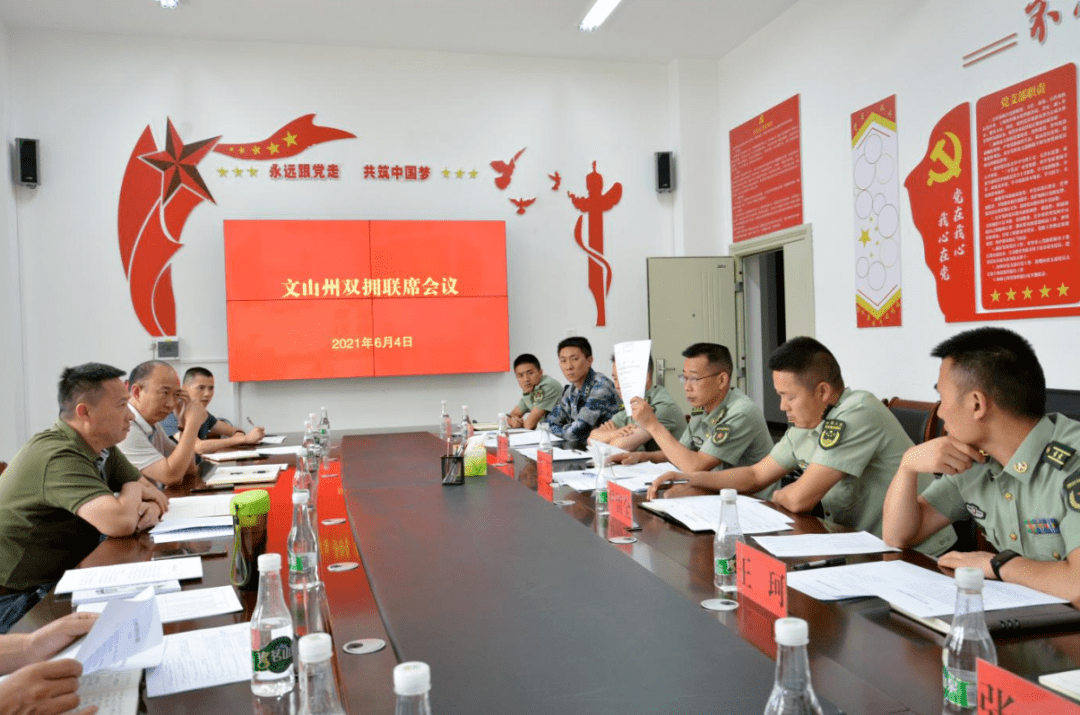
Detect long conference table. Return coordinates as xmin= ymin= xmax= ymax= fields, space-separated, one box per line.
xmin=15 ymin=431 xmax=1080 ymax=714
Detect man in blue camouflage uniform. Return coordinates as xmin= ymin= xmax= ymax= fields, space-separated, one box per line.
xmin=544 ymin=337 xmax=620 ymax=444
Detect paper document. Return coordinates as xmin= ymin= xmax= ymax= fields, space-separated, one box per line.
xmin=608 ymin=461 xmax=681 ymax=492
xmin=146 ymin=622 xmax=252 ymax=697
xmin=641 ymin=494 xmax=794 ymax=535
xmin=613 ymin=339 xmax=652 ymax=403
xmin=554 ymin=470 xmax=601 ymax=492
xmin=517 ymin=446 xmax=590 ymax=461
xmin=77 ymin=587 xmax=164 ymax=675
xmin=202 ymin=450 xmax=262 ymax=462
xmin=205 ymin=463 xmax=284 ymax=485
xmin=483 ymin=429 xmax=560 ymax=448
xmin=255 ymin=445 xmax=306 ymax=456
xmin=152 ymin=526 xmax=235 ymax=544
xmin=76 ymin=669 xmax=142 ymax=715
xmin=56 ymin=556 xmax=203 ymax=594
xmin=160 ymin=494 xmax=237 ymax=519
xmin=753 ymin=532 xmax=901 ymax=558
xmin=257 ymin=434 xmax=287 ymax=444
xmin=787 ymin=560 xmax=1068 ymax=616
xmin=81 ymin=585 xmax=243 ymax=624
xmin=151 ymin=515 xmax=233 ymax=535
xmin=1039 ymin=669 xmax=1080 ymax=700
xmin=72 ymin=580 xmax=181 ymax=605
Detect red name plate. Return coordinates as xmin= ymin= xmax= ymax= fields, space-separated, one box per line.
xmin=977 ymin=659 xmax=1080 ymax=715
xmin=736 ymin=541 xmax=787 ymax=618
xmin=608 ymin=480 xmax=636 ymax=530
xmin=497 ymin=434 xmax=511 ymax=464
xmin=537 ymin=451 xmax=553 ymax=485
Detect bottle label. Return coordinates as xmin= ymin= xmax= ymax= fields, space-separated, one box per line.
xmin=253 ymin=636 xmax=293 ymax=674
xmin=596 ymin=490 xmax=608 ymax=505
xmin=290 ymin=553 xmax=315 ymax=572
xmin=943 ymin=664 xmax=975 ymax=708
xmin=715 ymin=557 xmax=735 ymax=576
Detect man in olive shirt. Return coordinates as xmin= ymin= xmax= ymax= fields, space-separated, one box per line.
xmin=884 ymin=327 xmax=1080 ymax=602
xmin=649 ymin=337 xmax=955 ymax=555
xmin=612 ymin=343 xmax=772 ymax=475
xmin=590 ymin=354 xmax=685 ymax=451
xmin=0 ymin=363 xmax=168 ymax=632
xmin=507 ymin=354 xmax=562 ymax=430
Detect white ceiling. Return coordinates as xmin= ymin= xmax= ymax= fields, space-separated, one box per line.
xmin=0 ymin=0 xmax=800 ymax=63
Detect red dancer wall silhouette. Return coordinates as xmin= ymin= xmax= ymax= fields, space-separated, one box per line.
xmin=568 ymin=161 xmax=622 ymax=327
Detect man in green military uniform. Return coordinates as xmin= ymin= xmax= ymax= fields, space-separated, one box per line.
xmin=590 ymin=354 xmax=685 ymax=451
xmin=610 ymin=343 xmax=772 ymax=475
xmin=884 ymin=327 xmax=1080 ymax=602
xmin=0 ymin=363 xmax=169 ymax=632
xmin=507 ymin=354 xmax=562 ymax=430
xmin=649 ymin=337 xmax=955 ymax=556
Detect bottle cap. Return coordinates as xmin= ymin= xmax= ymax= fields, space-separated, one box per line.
xmin=321 ymin=406 xmax=327 ymax=411
xmin=299 ymin=633 xmax=333 ymax=663
xmin=462 ymin=405 xmax=468 ymax=411
xmin=257 ymin=553 xmax=281 ymax=572
xmin=292 ymin=490 xmax=310 ymax=505
xmin=720 ymin=488 xmax=737 ymax=502
xmin=774 ymin=617 xmax=809 ymax=646
xmin=955 ymin=566 xmax=984 ymax=590
xmin=498 ymin=412 xmax=505 ymax=419
xmin=393 ymin=661 xmax=431 ymax=695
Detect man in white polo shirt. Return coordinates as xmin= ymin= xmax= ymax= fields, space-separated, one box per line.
xmin=117 ymin=360 xmax=204 ymax=487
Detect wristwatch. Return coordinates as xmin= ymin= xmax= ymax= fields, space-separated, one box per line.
xmin=990 ymin=549 xmax=1021 ymax=581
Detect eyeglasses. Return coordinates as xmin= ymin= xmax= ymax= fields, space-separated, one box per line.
xmin=678 ymin=372 xmax=722 ymax=386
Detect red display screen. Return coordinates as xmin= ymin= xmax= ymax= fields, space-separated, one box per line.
xmin=223 ymin=220 xmax=509 ymax=381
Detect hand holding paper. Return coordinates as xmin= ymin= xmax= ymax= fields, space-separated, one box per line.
xmin=613 ymin=340 xmax=652 ymax=403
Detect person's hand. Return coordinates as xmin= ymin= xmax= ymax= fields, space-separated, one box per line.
xmin=629 ymin=398 xmax=659 ymax=431
xmin=243 ymin=427 xmax=266 ymax=445
xmin=0 ymin=659 xmax=94 ymax=715
xmin=614 ymin=425 xmax=637 ymax=439
xmin=663 ymin=484 xmax=712 ymax=499
xmin=136 ymin=501 xmax=162 ymax=531
xmin=506 ymin=415 xmax=524 ymax=429
xmin=937 ymin=550 xmax=995 ymax=580
xmin=25 ymin=613 xmax=99 ymax=665
xmin=647 ymin=471 xmax=682 ymax=500
xmin=609 ymin=451 xmax=646 ymax=465
xmin=900 ymin=436 xmax=985 ymax=476
xmin=139 ymin=480 xmax=169 ymax=514
xmin=179 ymin=395 xmax=207 ymax=434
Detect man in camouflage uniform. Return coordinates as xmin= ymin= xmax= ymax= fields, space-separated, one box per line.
xmin=544 ymin=337 xmax=620 ymax=444
xmin=885 ymin=327 xmax=1080 ymax=599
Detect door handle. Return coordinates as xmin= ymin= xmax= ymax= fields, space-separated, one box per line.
xmin=657 ymin=358 xmax=666 ymax=387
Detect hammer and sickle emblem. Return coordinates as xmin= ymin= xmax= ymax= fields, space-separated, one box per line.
xmin=926 ymin=131 xmax=963 ymax=186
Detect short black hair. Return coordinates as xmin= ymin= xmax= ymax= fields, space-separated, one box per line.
xmin=681 ymin=343 xmax=733 ymax=375
xmin=513 ymin=354 xmax=541 ymax=371
xmin=931 ymin=327 xmax=1045 ymax=419
xmin=128 ymin=360 xmax=172 ymax=388
xmin=610 ymin=353 xmax=655 ymax=374
xmin=768 ymin=337 xmax=844 ymax=392
xmin=183 ymin=366 xmax=214 ymax=384
xmin=557 ymin=336 xmax=592 ymax=359
xmin=58 ymin=363 xmax=126 ymax=418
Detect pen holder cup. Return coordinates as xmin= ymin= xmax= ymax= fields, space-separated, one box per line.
xmin=229 ymin=489 xmax=271 ymax=591
xmin=441 ymin=455 xmax=465 ymax=486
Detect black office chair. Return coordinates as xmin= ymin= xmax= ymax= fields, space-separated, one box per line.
xmin=883 ymin=397 xmax=941 ymax=445
xmin=1047 ymin=388 xmax=1080 ymax=422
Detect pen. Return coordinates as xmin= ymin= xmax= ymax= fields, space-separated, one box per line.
xmin=247 ymin=416 xmax=256 ymax=427
xmin=790 ymin=557 xmax=847 ymax=571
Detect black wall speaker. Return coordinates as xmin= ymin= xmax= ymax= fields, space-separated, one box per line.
xmin=655 ymin=151 xmax=674 ymax=193
xmin=16 ymin=138 xmax=38 ymax=187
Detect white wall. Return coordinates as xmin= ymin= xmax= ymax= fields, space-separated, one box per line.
xmin=7 ymin=30 xmax=686 ymax=437
xmin=715 ymin=0 xmax=1080 ymax=402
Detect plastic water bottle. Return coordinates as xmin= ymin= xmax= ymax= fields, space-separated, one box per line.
xmin=763 ymin=618 xmax=824 ymax=715
xmin=293 ymin=453 xmax=312 ymax=495
xmin=439 ymin=401 xmax=452 ymax=440
xmin=943 ymin=567 xmax=997 ymax=714
xmin=298 ymin=633 xmax=346 ymax=715
xmin=538 ymin=422 xmax=553 ymax=453
xmin=394 ymin=662 xmax=434 ymax=715
xmin=497 ymin=412 xmax=509 ymax=435
xmin=714 ymin=488 xmax=744 ymax=593
xmin=460 ymin=405 xmax=474 ymax=441
xmin=593 ymin=445 xmax=609 ymax=515
xmin=251 ymin=553 xmax=294 ymax=696
xmin=288 ymin=491 xmax=320 ymax=637
xmin=318 ymin=407 xmax=331 ymax=451
xmin=303 ymin=420 xmax=316 ymax=453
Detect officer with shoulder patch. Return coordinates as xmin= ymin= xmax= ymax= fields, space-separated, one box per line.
xmin=507 ymin=354 xmax=562 ymax=430
xmin=589 ymin=354 xmax=685 ymax=451
xmin=610 ymin=343 xmax=772 ymax=477
xmin=649 ymin=337 xmax=956 ymax=556
xmin=884 ymin=327 xmax=1080 ymax=602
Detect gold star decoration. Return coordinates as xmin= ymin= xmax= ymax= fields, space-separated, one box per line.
xmin=233 ymin=167 xmax=244 ymax=177
xmin=991 ymin=290 xmax=1001 ymax=302
xmin=248 ymin=167 xmax=258 ymax=177
xmin=469 ymin=169 xmax=479 ymax=179
xmin=442 ymin=168 xmax=451 ymax=178
xmin=238 ymin=147 xmax=245 ymax=155
xmin=1040 ymin=285 xmax=1051 ymax=298
xmin=268 ymin=142 xmax=280 ymax=155
xmin=217 ymin=167 xmax=228 ymax=177
xmin=282 ymin=132 xmax=298 ymax=147
xmin=1059 ymin=283 xmax=1070 ymax=296
xmin=1006 ymin=288 xmax=1017 ymax=301
xmin=858 ymin=229 xmax=871 ymax=246
xmin=1023 ymin=286 xmax=1033 ymax=299
xmin=251 ymin=145 xmax=261 ymax=156
xmin=455 ymin=169 xmax=465 ymax=178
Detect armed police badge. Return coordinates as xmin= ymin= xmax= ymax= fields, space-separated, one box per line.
xmin=819 ymin=419 xmax=845 ymax=450
xmin=711 ymin=425 xmax=730 ymax=446
xmin=1064 ymin=470 xmax=1080 ymax=512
